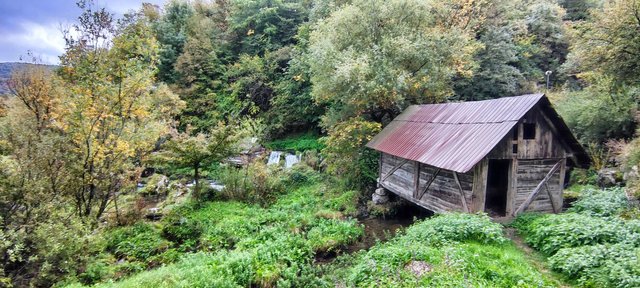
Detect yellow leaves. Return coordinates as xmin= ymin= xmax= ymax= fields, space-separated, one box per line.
xmin=293 ymin=74 xmax=304 ymax=82
xmin=247 ymin=29 xmax=255 ymax=36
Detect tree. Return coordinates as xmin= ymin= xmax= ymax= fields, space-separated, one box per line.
xmin=565 ymin=0 xmax=640 ymax=85
xmin=161 ymin=120 xmax=245 ymax=199
xmin=308 ymin=0 xmax=483 ymax=186
xmin=525 ymin=0 xmax=569 ymax=87
xmin=58 ymin=1 xmax=183 ymax=220
xmin=153 ymin=0 xmax=194 ymax=83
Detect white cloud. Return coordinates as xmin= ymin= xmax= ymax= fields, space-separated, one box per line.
xmin=0 ymin=21 xmax=66 ymax=64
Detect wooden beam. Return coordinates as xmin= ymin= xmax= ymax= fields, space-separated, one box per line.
xmin=413 ymin=161 xmax=421 ymax=198
xmin=453 ymin=172 xmax=469 ymax=213
xmin=416 ymin=168 xmax=440 ymax=200
xmin=380 ymin=158 xmax=409 ymax=183
xmin=544 ymin=182 xmax=558 ymax=213
xmin=539 ymin=111 xmax=580 ymax=165
xmin=513 ymin=159 xmax=563 ymax=216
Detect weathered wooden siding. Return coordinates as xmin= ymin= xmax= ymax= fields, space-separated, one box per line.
xmin=487 ymin=107 xmax=566 ymax=160
xmin=379 ymin=153 xmax=473 ymax=213
xmin=514 ymin=159 xmax=563 ymax=213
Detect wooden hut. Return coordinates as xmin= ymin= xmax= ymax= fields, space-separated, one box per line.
xmin=366 ymin=94 xmax=589 ymax=217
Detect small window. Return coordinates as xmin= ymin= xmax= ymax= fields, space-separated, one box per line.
xmin=512 ymin=144 xmax=518 ymax=154
xmin=523 ymin=123 xmax=536 ymax=140
xmin=512 ymin=127 xmax=518 ymax=140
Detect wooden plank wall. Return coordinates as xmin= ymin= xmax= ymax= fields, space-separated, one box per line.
xmin=515 ymin=159 xmax=563 ymax=213
xmin=379 ymin=153 xmax=473 ymax=213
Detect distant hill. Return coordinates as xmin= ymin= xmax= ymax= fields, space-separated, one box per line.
xmin=0 ymin=62 xmax=57 ymax=95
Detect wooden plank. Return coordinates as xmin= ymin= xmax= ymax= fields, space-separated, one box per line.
xmin=513 ymin=159 xmax=563 ymax=216
xmin=417 ymin=168 xmax=440 ymax=200
xmin=453 ymin=172 xmax=469 ymax=212
xmin=381 ymin=158 xmax=409 ymax=183
xmin=544 ymin=182 xmax=558 ymax=213
xmin=558 ymin=158 xmax=566 ymax=211
xmin=506 ymin=158 xmax=517 ymax=216
xmin=471 ymin=159 xmax=488 ymax=212
xmin=413 ymin=161 xmax=420 ymax=198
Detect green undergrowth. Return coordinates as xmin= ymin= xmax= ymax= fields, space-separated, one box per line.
xmin=263 ymin=132 xmax=325 ymax=152
xmin=66 ymin=180 xmax=363 ymax=287
xmin=318 ymin=213 xmax=563 ymax=287
xmin=514 ymin=187 xmax=640 ymax=287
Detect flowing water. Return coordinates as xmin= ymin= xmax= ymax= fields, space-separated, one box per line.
xmin=284 ymin=154 xmax=300 ymax=168
xmin=267 ymin=151 xmax=282 ymax=165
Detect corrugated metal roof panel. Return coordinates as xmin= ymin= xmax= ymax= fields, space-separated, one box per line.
xmin=367 ymin=94 xmax=550 ymax=173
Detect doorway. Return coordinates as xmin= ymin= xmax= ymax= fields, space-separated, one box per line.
xmin=485 ymin=159 xmax=510 ymax=217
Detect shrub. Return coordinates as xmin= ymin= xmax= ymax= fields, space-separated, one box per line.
xmin=550 ymin=243 xmax=640 ymax=288
xmin=306 ymin=218 xmax=363 ymax=252
xmin=339 ymin=213 xmax=556 ymax=287
xmin=520 ymin=213 xmax=628 ymax=255
xmin=104 ymin=223 xmax=171 ymax=262
xmin=568 ymin=187 xmax=629 ymax=217
xmin=403 ymin=213 xmax=506 ymax=245
xmin=217 ymin=163 xmax=287 ymax=205
xmin=161 ymin=214 xmax=203 ymax=251
xmin=78 ymin=258 xmax=114 ymax=285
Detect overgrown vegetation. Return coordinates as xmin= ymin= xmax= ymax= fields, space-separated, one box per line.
xmin=64 ymin=174 xmax=363 ymax=287
xmin=2 ymin=0 xmax=640 ymax=286
xmin=514 ymin=187 xmax=640 ymax=287
xmin=319 ymin=213 xmax=563 ymax=287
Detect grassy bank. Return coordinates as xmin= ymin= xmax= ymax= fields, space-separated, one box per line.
xmin=64 ymin=173 xmax=362 ymax=287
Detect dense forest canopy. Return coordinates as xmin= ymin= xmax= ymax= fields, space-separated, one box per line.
xmin=1 ymin=0 xmax=640 ymax=287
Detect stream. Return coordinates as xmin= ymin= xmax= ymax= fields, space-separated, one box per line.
xmin=315 ymin=203 xmax=432 ymax=263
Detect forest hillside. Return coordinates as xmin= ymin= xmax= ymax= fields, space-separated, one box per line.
xmin=1 ymin=0 xmax=639 ymax=287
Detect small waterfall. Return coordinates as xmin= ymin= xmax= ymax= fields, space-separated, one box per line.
xmin=267 ymin=151 xmax=282 ymax=165
xmin=285 ymin=154 xmax=300 ymax=169
xmin=208 ymin=180 xmax=225 ymax=191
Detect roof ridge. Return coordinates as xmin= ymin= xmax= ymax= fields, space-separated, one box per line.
xmin=393 ymin=119 xmax=519 ymax=125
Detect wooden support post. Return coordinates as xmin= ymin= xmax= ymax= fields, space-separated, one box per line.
xmin=417 ymin=168 xmax=440 ymax=200
xmin=413 ymin=161 xmax=421 ymax=198
xmin=513 ymin=159 xmax=563 ymax=216
xmin=380 ymin=158 xmax=409 ymax=183
xmin=544 ymin=183 xmax=558 ymax=213
xmin=453 ymin=172 xmax=469 ymax=213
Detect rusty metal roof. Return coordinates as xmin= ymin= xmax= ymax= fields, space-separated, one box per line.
xmin=366 ymin=93 xmax=589 ymax=173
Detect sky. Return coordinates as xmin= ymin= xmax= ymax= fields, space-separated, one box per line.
xmin=0 ymin=0 xmax=166 ymax=65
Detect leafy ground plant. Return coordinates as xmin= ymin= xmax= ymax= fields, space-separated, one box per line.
xmin=319 ymin=213 xmax=562 ymax=288
xmin=66 ymin=181 xmax=363 ymax=287
xmin=515 ymin=187 xmax=640 ymax=287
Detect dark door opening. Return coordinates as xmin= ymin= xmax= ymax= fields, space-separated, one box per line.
xmin=485 ymin=159 xmax=510 ymax=217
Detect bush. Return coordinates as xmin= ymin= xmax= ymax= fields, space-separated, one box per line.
xmin=217 ymin=162 xmax=287 ymax=205
xmin=104 ymin=223 xmax=171 ymax=262
xmin=161 ymin=214 xmax=203 ymax=251
xmin=519 ymin=213 xmax=628 ymax=255
xmin=550 ymin=243 xmax=640 ymax=288
xmin=568 ymin=187 xmax=629 ymax=217
xmin=337 ymin=213 xmax=556 ymax=287
xmin=403 ymin=213 xmax=506 ymax=246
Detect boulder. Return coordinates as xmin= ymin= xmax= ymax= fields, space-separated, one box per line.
xmin=597 ymin=168 xmax=623 ymax=187
xmin=372 ymin=188 xmax=389 ymax=204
